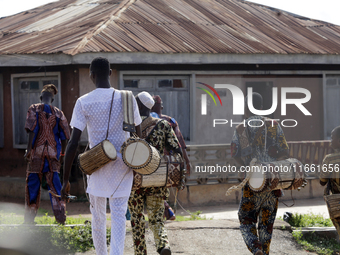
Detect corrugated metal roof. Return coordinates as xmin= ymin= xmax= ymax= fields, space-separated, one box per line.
xmin=0 ymin=0 xmax=340 ymax=56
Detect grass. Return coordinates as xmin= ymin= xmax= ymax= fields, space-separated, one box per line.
xmin=282 ymin=213 xmax=339 ymax=255
xmin=174 ymin=210 xmax=211 ymax=221
xmin=143 ymin=210 xmax=211 ymax=222
xmin=0 ymin=211 xmax=94 ymax=253
xmin=0 ymin=208 xmax=209 ymax=253
xmin=0 ymin=210 xmax=91 ymax=225
xmin=278 ymin=213 xmax=333 ymax=227
xmin=293 ymin=229 xmax=340 ymax=255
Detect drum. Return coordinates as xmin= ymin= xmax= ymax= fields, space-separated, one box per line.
xmin=78 ymin=140 xmax=117 ymax=175
xmin=324 ymin=194 xmax=340 ymax=219
xmin=121 ymin=137 xmax=161 ymax=175
xmin=132 ymin=154 xmax=184 ymax=190
xmin=247 ymin=158 xmax=305 ymax=192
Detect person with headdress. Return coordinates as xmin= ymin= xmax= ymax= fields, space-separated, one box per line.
xmin=24 ymin=84 xmax=70 ymax=224
xmin=151 ymin=95 xmax=191 ymax=174
xmin=128 ymin=91 xmax=184 ymax=255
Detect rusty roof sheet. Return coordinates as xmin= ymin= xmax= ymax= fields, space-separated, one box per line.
xmin=0 ymin=0 xmax=340 ymax=55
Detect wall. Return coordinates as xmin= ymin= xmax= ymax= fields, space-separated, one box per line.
xmin=79 ymin=67 xmax=119 ymax=96
xmin=168 ymin=179 xmax=324 ymax=207
xmin=77 ymin=67 xmax=119 ymax=144
xmin=0 ymin=65 xmax=79 ymax=177
xmin=194 ymin=74 xmax=323 ymax=145
xmin=194 ymin=75 xmax=245 ymax=144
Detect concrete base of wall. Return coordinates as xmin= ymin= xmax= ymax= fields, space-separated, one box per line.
xmin=0 ymin=177 xmax=324 ymax=206
xmin=168 ymin=179 xmax=324 ymax=207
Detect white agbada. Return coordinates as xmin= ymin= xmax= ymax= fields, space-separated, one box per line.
xmin=70 ymin=88 xmax=142 ymax=198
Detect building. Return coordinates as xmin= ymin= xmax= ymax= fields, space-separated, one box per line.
xmin=0 ymin=0 xmax=339 ymax=202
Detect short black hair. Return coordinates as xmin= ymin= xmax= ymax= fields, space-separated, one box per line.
xmin=246 ymin=92 xmax=263 ymax=110
xmin=332 ymin=126 xmax=340 ymax=138
xmin=90 ymin=57 xmax=110 ymax=77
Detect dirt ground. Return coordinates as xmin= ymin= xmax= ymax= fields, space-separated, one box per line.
xmin=1 ymin=197 xmax=317 ymax=255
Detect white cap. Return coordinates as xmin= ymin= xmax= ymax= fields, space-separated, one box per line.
xmin=137 ymin=91 xmax=155 ymax=109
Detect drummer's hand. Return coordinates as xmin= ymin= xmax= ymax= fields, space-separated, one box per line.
xmin=61 ymin=181 xmax=71 ymax=201
xmin=24 ymin=149 xmax=31 ymax=162
xmin=179 ymin=180 xmax=186 ymax=191
xmin=178 ymin=170 xmax=187 ymax=191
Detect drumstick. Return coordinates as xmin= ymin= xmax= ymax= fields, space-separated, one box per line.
xmin=48 ymin=190 xmax=77 ymax=200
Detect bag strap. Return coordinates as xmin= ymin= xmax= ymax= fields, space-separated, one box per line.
xmin=105 ymin=90 xmax=115 ymax=140
xmin=121 ymin=90 xmax=136 ymax=133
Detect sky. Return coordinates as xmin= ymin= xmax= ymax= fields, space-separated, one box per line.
xmin=0 ymin=0 xmax=340 ymax=26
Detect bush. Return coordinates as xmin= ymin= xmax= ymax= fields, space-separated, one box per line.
xmin=280 ymin=213 xmax=333 ymax=227
xmin=0 ymin=212 xmax=102 ymax=253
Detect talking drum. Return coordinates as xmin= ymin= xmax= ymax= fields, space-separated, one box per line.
xmin=78 ymin=140 xmax=117 ymax=175
xmin=324 ymin=194 xmax=340 ymax=219
xmin=121 ymin=137 xmax=161 ymax=175
xmin=132 ymin=154 xmax=184 ymax=190
xmin=247 ymin=158 xmax=305 ymax=192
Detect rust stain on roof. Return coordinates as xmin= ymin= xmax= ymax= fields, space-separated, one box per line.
xmin=0 ymin=0 xmax=339 ymax=55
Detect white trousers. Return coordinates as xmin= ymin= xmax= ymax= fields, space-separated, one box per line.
xmin=89 ymin=194 xmax=129 ymax=255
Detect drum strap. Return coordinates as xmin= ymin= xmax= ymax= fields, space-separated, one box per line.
xmin=142 ymin=117 xmax=161 ymax=140
xmin=121 ymin=90 xmax=136 ymax=133
xmin=279 ymin=190 xmax=295 ymax=207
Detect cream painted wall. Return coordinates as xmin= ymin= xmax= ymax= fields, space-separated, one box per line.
xmin=194 ymin=75 xmax=245 ymax=145
xmin=78 ymin=68 xmax=119 ymax=143
xmin=79 ymin=67 xmax=118 ymax=97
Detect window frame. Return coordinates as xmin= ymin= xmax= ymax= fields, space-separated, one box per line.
xmin=323 ymin=72 xmax=340 ymax=140
xmin=120 ymin=73 xmax=192 ymax=142
xmin=11 ymin=72 xmax=61 ymax=149
xmin=0 ymin=73 xmax=3 ymax=148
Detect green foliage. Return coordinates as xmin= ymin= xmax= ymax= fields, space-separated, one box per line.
xmin=0 ymin=211 xmax=90 ymax=225
xmin=293 ymin=229 xmax=340 ymax=255
xmin=174 ymin=210 xmax=211 ymax=221
xmin=0 ymin=212 xmax=96 ymax=253
xmin=279 ymin=213 xmax=333 ymax=227
xmin=51 ymin=222 xmax=97 ymax=252
xmin=0 ymin=212 xmax=23 ymax=224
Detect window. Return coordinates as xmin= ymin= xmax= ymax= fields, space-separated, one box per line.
xmin=11 ymin=72 xmax=61 ymax=148
xmin=245 ymin=81 xmax=274 ymax=118
xmin=325 ymin=75 xmax=340 ymax=139
xmin=122 ymin=75 xmax=190 ymax=141
xmin=0 ymin=74 xmax=3 ymax=148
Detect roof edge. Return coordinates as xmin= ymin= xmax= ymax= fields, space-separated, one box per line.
xmin=1 ymin=52 xmax=340 ymax=66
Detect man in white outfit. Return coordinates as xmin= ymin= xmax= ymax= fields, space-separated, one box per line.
xmin=62 ymin=57 xmax=142 ymax=255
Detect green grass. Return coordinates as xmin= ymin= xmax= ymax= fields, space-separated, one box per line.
xmin=0 ymin=211 xmax=91 ymax=225
xmin=278 ymin=213 xmax=333 ymax=227
xmin=293 ymin=229 xmax=340 ymax=255
xmin=0 ymin=211 xmax=96 ymax=253
xmin=174 ymin=210 xmax=212 ymax=221
xmin=283 ymin=213 xmax=339 ymax=255
xmin=144 ymin=210 xmax=210 ymax=222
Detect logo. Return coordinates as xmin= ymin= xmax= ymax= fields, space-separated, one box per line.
xmin=196 ymin=82 xmax=222 ymax=115
xmin=198 ymin=83 xmax=312 ymax=128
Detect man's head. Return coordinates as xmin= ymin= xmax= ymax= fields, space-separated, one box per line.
xmin=331 ymin=126 xmax=340 ymax=150
xmin=136 ymin=91 xmax=155 ymax=114
xmin=245 ymin=92 xmax=263 ymax=118
xmin=40 ymin=84 xmax=57 ymax=103
xmin=151 ymin=95 xmax=163 ymax=115
xmin=89 ymin=57 xmax=111 ymax=84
